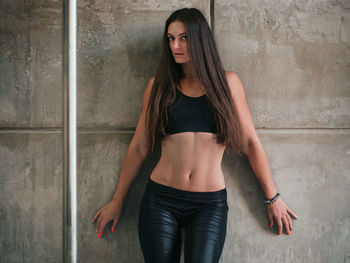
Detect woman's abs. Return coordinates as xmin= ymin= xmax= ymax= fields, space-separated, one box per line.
xmin=150 ymin=136 xmax=226 ymax=192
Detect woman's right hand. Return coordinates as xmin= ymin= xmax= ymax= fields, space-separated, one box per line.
xmin=91 ymin=199 xmax=122 ymax=238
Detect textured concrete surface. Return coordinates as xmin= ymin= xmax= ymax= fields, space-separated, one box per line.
xmin=0 ymin=1 xmax=64 ymax=262
xmin=0 ymin=0 xmax=63 ymax=127
xmin=215 ymin=0 xmax=350 ymax=128
xmin=1 ymin=0 xmax=349 ymax=262
xmin=0 ymin=134 xmax=63 ymax=262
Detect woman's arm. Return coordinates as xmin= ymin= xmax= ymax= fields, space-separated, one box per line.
xmin=243 ymin=135 xmax=278 ymax=199
xmin=92 ymin=76 xmax=154 ymax=237
xmin=225 ymin=71 xmax=298 ymax=235
xmin=110 ymin=136 xmax=149 ymax=211
xmin=111 ymin=75 xmax=154 ymax=209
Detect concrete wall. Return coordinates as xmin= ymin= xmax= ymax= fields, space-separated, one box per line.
xmin=0 ymin=1 xmax=63 ymax=262
xmin=0 ymin=0 xmax=349 ymax=262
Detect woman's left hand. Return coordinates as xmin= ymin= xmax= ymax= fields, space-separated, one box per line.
xmin=266 ymin=197 xmax=298 ymax=235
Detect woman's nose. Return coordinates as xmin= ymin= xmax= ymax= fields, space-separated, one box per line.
xmin=174 ymin=39 xmax=180 ymax=49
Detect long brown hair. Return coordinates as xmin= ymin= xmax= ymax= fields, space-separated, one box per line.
xmin=146 ymin=7 xmax=243 ymax=156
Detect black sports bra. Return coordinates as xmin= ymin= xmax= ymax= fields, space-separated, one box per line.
xmin=165 ymin=88 xmax=218 ymax=135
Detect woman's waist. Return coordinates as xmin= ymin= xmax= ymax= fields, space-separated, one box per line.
xmin=158 ymin=149 xmax=223 ymax=168
xmin=145 ymin=176 xmax=227 ymax=203
xmin=150 ymin=162 xmax=225 ymax=192
xmin=161 ymin=135 xmax=225 ymax=161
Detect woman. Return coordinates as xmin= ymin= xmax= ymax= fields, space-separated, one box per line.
xmin=92 ymin=7 xmax=298 ymax=263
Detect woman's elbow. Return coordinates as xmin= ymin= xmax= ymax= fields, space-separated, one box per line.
xmin=135 ymin=140 xmax=150 ymax=158
xmin=241 ymin=135 xmax=259 ymax=156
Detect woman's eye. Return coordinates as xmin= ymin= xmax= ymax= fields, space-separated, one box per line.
xmin=167 ymin=36 xmax=187 ymax=41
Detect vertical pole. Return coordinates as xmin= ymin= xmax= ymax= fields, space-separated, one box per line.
xmin=64 ymin=0 xmax=77 ymax=262
xmin=68 ymin=0 xmax=77 ymax=262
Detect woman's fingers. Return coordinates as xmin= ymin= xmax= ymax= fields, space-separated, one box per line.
xmin=97 ymin=215 xmax=112 ymax=237
xmin=91 ymin=210 xmax=101 ymax=223
xmin=281 ymin=215 xmax=290 ymax=234
xmin=268 ymin=200 xmax=297 ymax=235
xmin=111 ymin=218 xmax=118 ymax=233
xmin=97 ymin=216 xmax=102 ymax=237
xmin=268 ymin=212 xmax=274 ymax=228
xmin=287 ymin=213 xmax=293 ymax=231
xmin=93 ymin=201 xmax=122 ymax=237
xmin=287 ymin=207 xmax=299 ymax=219
xmin=92 ymin=209 xmax=103 ymax=237
xmin=98 ymin=219 xmax=110 ymax=237
xmin=99 ymin=220 xmax=105 ymax=237
xmin=276 ymin=216 xmax=283 ymax=235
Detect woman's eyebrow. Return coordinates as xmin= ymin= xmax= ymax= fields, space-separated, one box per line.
xmin=167 ymin=32 xmax=187 ymax=36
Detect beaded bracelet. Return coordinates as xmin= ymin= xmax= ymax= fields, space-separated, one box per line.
xmin=265 ymin=192 xmax=280 ymax=205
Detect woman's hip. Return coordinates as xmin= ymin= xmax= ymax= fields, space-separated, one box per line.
xmin=139 ymin=177 xmax=229 ymax=222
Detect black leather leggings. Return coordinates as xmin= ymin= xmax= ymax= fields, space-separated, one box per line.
xmin=138 ymin=177 xmax=229 ymax=263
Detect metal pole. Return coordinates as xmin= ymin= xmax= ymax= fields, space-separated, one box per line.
xmin=67 ymin=0 xmax=77 ymax=262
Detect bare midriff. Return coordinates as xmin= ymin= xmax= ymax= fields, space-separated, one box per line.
xmin=149 ymin=131 xmax=226 ymax=192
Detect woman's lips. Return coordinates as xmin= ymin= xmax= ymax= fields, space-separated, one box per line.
xmin=174 ymin=53 xmax=184 ymax=56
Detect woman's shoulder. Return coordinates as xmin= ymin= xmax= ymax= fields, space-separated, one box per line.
xmin=145 ymin=76 xmax=156 ymax=92
xmin=224 ymin=70 xmax=244 ymax=95
xmin=224 ymin=70 xmax=238 ymax=80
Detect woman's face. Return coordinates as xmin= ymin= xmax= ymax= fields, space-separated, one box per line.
xmin=167 ymin=20 xmax=190 ymax=64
